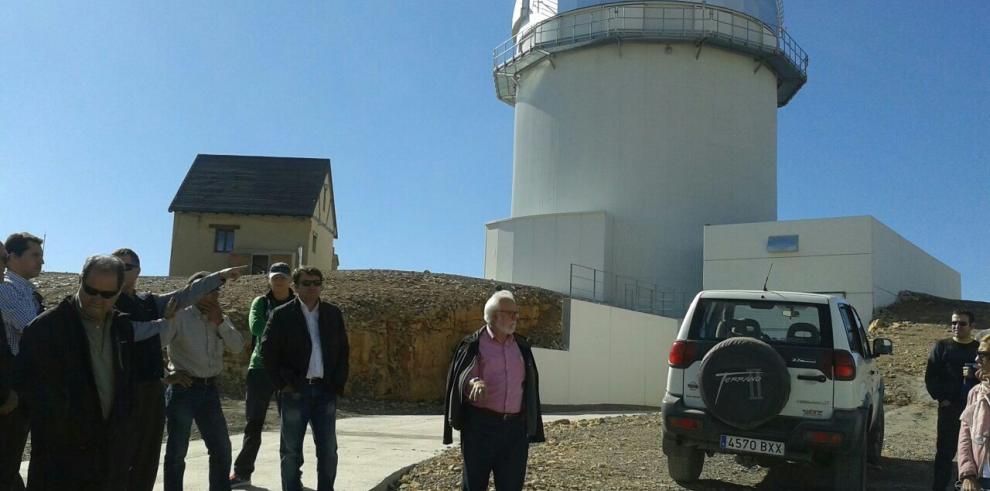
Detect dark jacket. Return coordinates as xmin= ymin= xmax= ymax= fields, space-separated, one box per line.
xmin=442 ymin=326 xmax=545 ymax=445
xmin=0 ymin=312 xmax=11 ymax=406
xmin=15 ymin=296 xmax=137 ymax=486
xmin=925 ymin=337 xmax=980 ymax=405
xmin=260 ymin=297 xmax=349 ymax=394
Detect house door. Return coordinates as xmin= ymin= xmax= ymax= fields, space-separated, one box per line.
xmin=251 ymin=255 xmax=269 ymax=275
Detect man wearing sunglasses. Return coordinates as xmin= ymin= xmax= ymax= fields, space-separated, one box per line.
xmin=261 ymin=266 xmax=349 ymax=491
xmin=0 ymin=232 xmax=45 ymax=491
xmin=110 ymin=248 xmax=245 ymax=491
xmin=15 ymin=255 xmax=173 ymax=490
xmin=926 ymin=310 xmax=979 ymax=491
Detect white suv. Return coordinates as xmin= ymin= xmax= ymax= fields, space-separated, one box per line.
xmin=661 ymin=290 xmax=893 ymax=491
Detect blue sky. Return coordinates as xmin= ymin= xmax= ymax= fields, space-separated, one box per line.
xmin=1 ymin=2 xmax=987 ymax=301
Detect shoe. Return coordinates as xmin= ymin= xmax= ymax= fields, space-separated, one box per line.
xmin=229 ymin=474 xmax=251 ymax=489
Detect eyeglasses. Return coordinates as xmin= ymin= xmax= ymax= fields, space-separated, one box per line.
xmin=498 ymin=310 xmax=520 ymax=317
xmin=82 ymin=283 xmax=120 ymax=299
xmin=977 ymin=351 xmax=990 ymax=360
xmin=952 ymin=321 xmax=970 ymax=327
xmin=123 ymin=263 xmax=139 ymax=272
xmin=298 ymin=280 xmax=323 ymax=287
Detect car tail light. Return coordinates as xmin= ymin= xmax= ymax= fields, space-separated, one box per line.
xmin=668 ymin=341 xmax=699 ymax=368
xmin=804 ymin=430 xmax=843 ymax=447
xmin=668 ymin=417 xmax=703 ymax=431
xmin=833 ymin=350 xmax=856 ymax=380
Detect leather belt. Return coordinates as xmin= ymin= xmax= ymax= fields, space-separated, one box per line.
xmin=306 ymin=377 xmax=324 ymax=385
xmin=190 ymin=376 xmax=216 ymax=385
xmin=470 ymin=405 xmax=522 ymax=420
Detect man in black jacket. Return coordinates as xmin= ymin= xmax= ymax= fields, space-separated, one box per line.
xmin=443 ymin=290 xmax=544 ymax=491
xmin=261 ymin=266 xmax=348 ymax=491
xmin=16 ymin=255 xmax=167 ymax=491
xmin=925 ymin=309 xmax=979 ymax=491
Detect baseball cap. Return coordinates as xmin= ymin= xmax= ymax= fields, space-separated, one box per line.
xmin=268 ymin=262 xmax=291 ymax=280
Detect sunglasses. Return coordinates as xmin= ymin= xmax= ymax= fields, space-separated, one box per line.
xmin=298 ymin=280 xmax=323 ymax=287
xmin=952 ymin=321 xmax=970 ymax=327
xmin=123 ymin=263 xmax=139 ymax=272
xmin=82 ymin=283 xmax=120 ymax=299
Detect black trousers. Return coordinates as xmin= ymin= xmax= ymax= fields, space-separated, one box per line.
xmin=460 ymin=407 xmax=529 ymax=491
xmin=0 ymin=405 xmax=28 ymax=491
xmin=935 ymin=402 xmax=964 ymax=491
xmin=233 ymin=368 xmax=276 ymax=478
xmin=128 ymin=379 xmax=166 ymax=491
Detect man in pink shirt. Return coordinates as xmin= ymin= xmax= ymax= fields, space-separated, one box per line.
xmin=443 ymin=290 xmax=545 ymax=491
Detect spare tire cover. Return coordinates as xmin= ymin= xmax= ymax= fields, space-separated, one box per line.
xmin=698 ymin=337 xmax=790 ymax=430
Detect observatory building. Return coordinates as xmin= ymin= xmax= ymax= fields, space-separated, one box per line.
xmin=483 ymin=1 xmax=959 ymax=319
xmin=484 ymin=0 xmax=808 ymax=313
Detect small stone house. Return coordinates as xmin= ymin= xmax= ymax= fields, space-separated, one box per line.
xmin=168 ymin=154 xmax=339 ymax=276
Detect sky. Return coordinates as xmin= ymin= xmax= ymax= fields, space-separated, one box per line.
xmin=1 ymin=1 xmax=987 ymax=301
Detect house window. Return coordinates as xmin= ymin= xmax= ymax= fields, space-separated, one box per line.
xmin=214 ymin=229 xmax=235 ymax=252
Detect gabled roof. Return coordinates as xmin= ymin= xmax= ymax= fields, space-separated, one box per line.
xmin=169 ymin=154 xmax=337 ymax=234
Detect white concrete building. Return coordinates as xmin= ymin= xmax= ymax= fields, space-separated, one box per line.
xmin=484 ymin=0 xmax=808 ymax=303
xmin=703 ymin=216 xmax=961 ymax=324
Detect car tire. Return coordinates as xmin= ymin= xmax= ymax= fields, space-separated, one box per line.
xmin=867 ymin=404 xmax=885 ymax=465
xmin=697 ymin=337 xmax=791 ymax=430
xmin=833 ymin=427 xmax=867 ymax=491
xmin=663 ymin=435 xmax=704 ymax=483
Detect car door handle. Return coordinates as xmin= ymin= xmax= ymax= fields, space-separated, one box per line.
xmin=798 ymin=374 xmax=827 ymax=383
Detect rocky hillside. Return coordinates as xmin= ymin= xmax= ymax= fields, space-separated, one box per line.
xmin=870 ymin=290 xmax=990 ymax=406
xmin=32 ymin=270 xmax=565 ymax=401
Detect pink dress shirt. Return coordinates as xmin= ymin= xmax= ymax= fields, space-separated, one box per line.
xmin=468 ymin=325 xmax=525 ymax=414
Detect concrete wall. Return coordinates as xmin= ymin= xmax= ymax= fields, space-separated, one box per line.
xmin=169 ymin=212 xmax=312 ymax=276
xmin=703 ymin=216 xmax=961 ymax=323
xmin=509 ymin=42 xmax=778 ymax=294
xmin=485 ymin=211 xmax=611 ymax=296
xmin=870 ymin=217 xmax=961 ymax=306
xmin=533 ymin=299 xmax=679 ymax=406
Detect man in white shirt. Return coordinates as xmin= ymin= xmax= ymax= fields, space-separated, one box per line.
xmin=261 ymin=266 xmax=349 ymax=491
xmin=160 ymin=271 xmax=244 ymax=491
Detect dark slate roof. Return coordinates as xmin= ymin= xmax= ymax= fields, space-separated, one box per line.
xmin=169 ymin=154 xmax=336 ymax=226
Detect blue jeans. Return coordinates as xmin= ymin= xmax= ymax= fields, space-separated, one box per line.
xmin=279 ymin=384 xmax=338 ymax=491
xmin=164 ymin=383 xmax=232 ymax=491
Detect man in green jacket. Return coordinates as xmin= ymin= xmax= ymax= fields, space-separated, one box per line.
xmin=230 ymin=262 xmax=294 ymax=488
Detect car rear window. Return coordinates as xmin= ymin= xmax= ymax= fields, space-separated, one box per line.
xmin=688 ymin=299 xmax=833 ymax=348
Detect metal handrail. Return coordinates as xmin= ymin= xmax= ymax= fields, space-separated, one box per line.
xmin=493 ymin=2 xmax=808 ymax=105
xmin=569 ymin=263 xmax=691 ymax=318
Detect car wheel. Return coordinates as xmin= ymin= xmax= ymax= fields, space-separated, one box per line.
xmin=663 ymin=436 xmax=704 ymax=483
xmin=833 ymin=427 xmax=867 ymax=491
xmin=867 ymin=404 xmax=885 ymax=465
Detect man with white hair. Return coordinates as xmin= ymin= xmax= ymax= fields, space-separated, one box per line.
xmin=443 ymin=290 xmax=545 ymax=491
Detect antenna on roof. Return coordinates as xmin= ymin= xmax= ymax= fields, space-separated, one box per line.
xmin=762 ymin=263 xmax=774 ymax=292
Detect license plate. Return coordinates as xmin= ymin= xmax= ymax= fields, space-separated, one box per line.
xmin=720 ymin=435 xmax=785 ymax=456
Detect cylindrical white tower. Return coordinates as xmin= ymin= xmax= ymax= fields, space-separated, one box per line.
xmin=485 ymin=0 xmax=807 ymax=314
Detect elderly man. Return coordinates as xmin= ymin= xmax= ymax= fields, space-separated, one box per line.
xmin=231 ymin=262 xmax=295 ymax=488
xmin=0 ymin=232 xmax=45 ymax=491
xmin=262 ymin=266 xmax=349 ymax=491
xmin=16 ymin=255 xmax=169 ymax=490
xmin=443 ymin=290 xmax=545 ymax=491
xmin=111 ymin=248 xmax=244 ymax=491
xmin=160 ymin=271 xmax=245 ymax=491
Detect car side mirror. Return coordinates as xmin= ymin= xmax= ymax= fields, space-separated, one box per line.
xmin=873 ymin=338 xmax=893 ymax=356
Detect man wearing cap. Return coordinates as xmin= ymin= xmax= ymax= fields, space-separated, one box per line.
xmin=111 ymin=248 xmax=245 ymax=491
xmin=230 ymin=262 xmax=295 ymax=488
xmin=160 ymin=271 xmax=245 ymax=491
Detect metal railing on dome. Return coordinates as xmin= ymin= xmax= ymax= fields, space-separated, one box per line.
xmin=494 ymin=1 xmax=808 ymax=106
xmin=569 ymin=263 xmax=692 ymax=318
